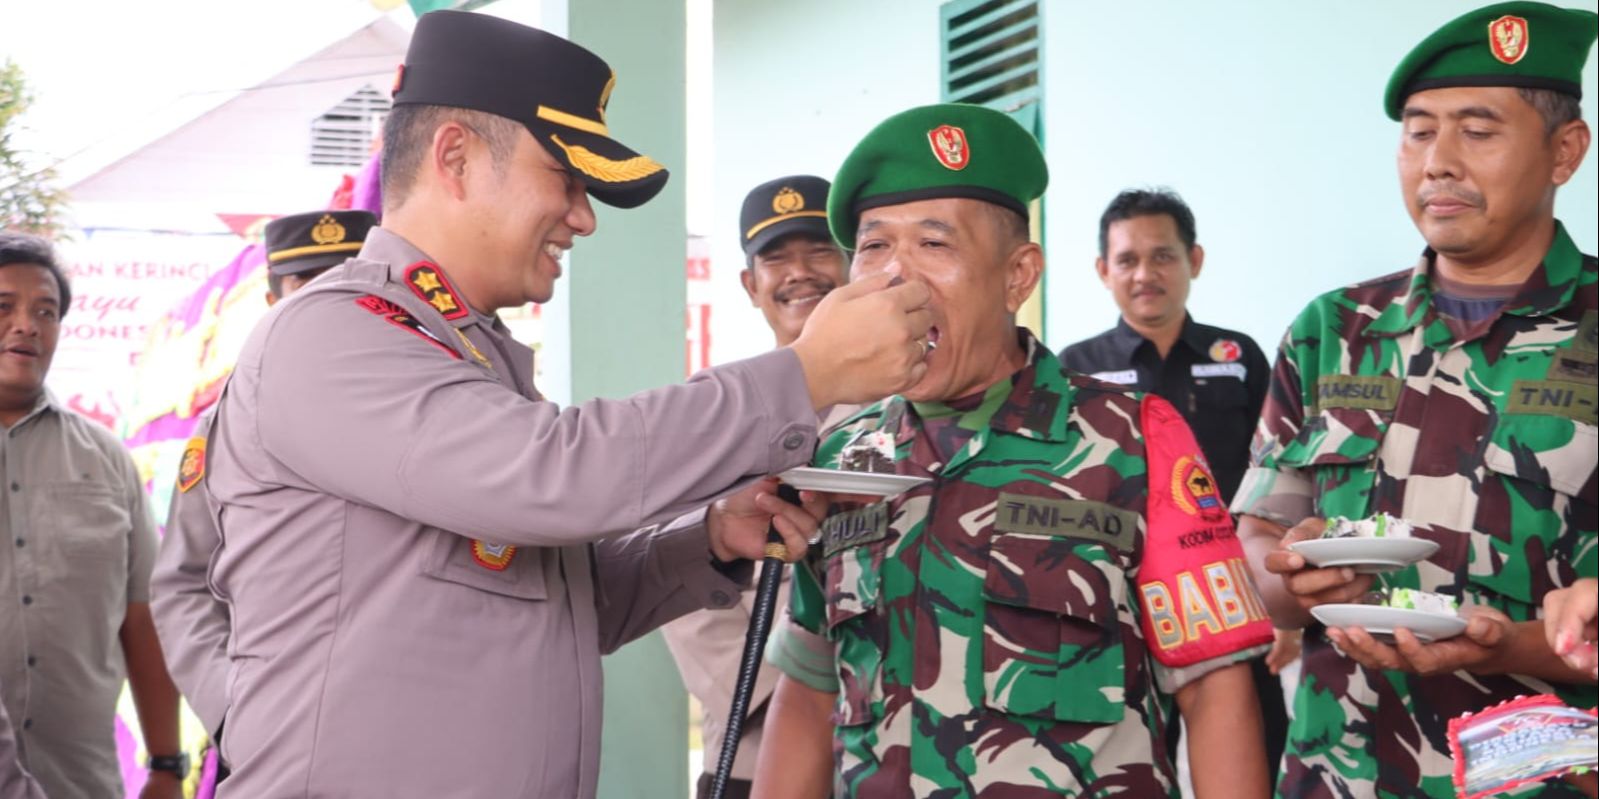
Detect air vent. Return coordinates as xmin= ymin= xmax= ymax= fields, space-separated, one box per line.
xmin=310 ymin=85 xmax=391 ymax=167
xmin=940 ymin=0 xmax=1040 ymax=110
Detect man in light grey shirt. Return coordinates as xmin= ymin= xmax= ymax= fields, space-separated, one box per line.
xmin=0 ymin=231 xmax=186 ymax=799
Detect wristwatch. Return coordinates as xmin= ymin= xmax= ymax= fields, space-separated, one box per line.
xmin=147 ymin=753 xmax=190 ymax=779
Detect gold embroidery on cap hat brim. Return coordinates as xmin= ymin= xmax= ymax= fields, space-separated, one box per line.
xmin=551 ymin=134 xmax=665 ymax=183
xmin=745 ymin=211 xmax=828 ymax=241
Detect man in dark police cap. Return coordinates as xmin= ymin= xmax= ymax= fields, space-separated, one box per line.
xmin=150 ymin=209 xmax=377 ymax=769
xmin=164 ymin=10 xmax=933 ymax=798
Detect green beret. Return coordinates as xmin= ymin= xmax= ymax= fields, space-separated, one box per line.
xmin=828 ymin=103 xmax=1047 ymax=249
xmin=1384 ymin=1 xmax=1597 ymax=121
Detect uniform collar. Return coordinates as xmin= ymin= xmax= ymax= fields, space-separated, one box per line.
xmin=4 ymin=389 xmax=58 ymax=431
xmin=1111 ymin=314 xmax=1204 ymax=358
xmin=361 ymin=228 xmax=496 ymax=330
xmin=1368 ymin=220 xmax=1586 ymax=338
xmin=896 ymin=329 xmax=1074 ymax=445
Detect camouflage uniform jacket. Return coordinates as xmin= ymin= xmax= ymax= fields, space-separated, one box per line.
xmin=784 ymin=332 xmax=1274 ymax=798
xmin=1231 ymin=222 xmax=1598 ymax=799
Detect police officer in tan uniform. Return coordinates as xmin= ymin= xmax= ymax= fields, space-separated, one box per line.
xmin=156 ymin=12 xmax=932 ymax=798
xmin=151 ymin=210 xmax=377 ymax=750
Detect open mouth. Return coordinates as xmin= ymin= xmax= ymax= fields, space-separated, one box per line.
xmin=1 ymin=344 xmax=39 ymax=361
xmin=928 ymin=325 xmax=941 ymax=350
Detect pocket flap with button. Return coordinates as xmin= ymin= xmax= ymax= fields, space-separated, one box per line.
xmin=1484 ymin=414 xmax=1597 ymax=506
xmin=1276 ymin=406 xmax=1392 ymax=468
xmin=983 ymin=532 xmax=1119 ymax=626
xmin=420 ymin=530 xmax=546 ymax=601
xmin=39 ymin=482 xmax=130 ymax=560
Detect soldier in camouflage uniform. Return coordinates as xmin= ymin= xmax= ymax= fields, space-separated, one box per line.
xmin=1232 ymin=4 xmax=1599 ymax=798
xmin=755 ymin=103 xmax=1277 ymax=799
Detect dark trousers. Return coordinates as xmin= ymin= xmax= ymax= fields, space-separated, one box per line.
xmin=696 ymin=771 xmax=752 ymax=799
xmin=1165 ymin=656 xmax=1289 ymax=788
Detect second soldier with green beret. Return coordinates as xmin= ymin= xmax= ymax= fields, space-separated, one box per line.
xmin=1237 ymin=3 xmax=1598 ymax=797
xmin=754 ymin=102 xmax=1278 ymax=798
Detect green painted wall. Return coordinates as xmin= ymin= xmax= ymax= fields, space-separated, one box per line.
xmin=567 ymin=1 xmax=690 ymax=797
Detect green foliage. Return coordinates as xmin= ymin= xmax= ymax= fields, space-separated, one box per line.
xmin=0 ymin=60 xmax=69 ymax=238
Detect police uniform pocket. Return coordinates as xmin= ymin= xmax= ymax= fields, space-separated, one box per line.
xmin=980 ymin=532 xmax=1127 ymax=725
xmin=38 ymin=482 xmax=130 ymax=562
xmin=420 ymin=530 xmax=546 ymax=601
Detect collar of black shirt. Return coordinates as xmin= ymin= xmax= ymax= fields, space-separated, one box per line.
xmin=1112 ymin=314 xmax=1207 ymax=360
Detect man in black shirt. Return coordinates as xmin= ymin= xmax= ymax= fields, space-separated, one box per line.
xmin=1060 ymin=188 xmax=1292 ymax=785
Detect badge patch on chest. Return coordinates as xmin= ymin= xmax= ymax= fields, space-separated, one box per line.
xmin=177 ymin=436 xmax=206 ymax=493
xmin=1315 ymin=375 xmax=1401 ymax=412
xmin=1576 ymin=311 xmax=1598 ymax=354
xmin=471 ymin=540 xmax=517 ymax=571
xmin=1547 ymin=347 xmax=1598 ymax=383
xmin=1209 ymin=339 xmax=1242 ymax=363
xmin=993 ymin=492 xmax=1138 ymax=551
xmin=405 ymin=261 xmax=470 ymax=321
xmin=822 ymin=503 xmax=890 ymax=558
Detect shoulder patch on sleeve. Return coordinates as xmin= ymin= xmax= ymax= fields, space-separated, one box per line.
xmin=1136 ymin=395 xmax=1273 ymax=667
xmin=177 ymin=436 xmax=206 ymax=493
xmin=354 ymin=295 xmax=461 ymax=360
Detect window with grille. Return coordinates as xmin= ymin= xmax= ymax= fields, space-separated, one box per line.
xmin=310 ymin=85 xmax=390 ymax=167
xmin=940 ymin=0 xmax=1040 ymax=111
xmin=940 ymin=0 xmax=1045 ymax=337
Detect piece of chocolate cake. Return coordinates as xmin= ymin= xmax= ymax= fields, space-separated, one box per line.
xmin=838 ymin=430 xmax=896 ymax=474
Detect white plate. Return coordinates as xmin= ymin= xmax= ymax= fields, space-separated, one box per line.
xmin=1311 ymin=604 xmax=1468 ymax=642
xmin=1289 ymin=537 xmax=1440 ymax=573
xmin=778 ymin=467 xmax=930 ymax=497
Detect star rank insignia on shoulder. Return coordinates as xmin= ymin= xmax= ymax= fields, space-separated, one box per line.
xmin=405 ymin=261 xmax=470 ymax=321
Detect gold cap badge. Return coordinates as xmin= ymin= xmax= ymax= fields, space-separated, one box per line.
xmin=772 ymin=187 xmax=805 ymax=214
xmin=311 ymin=214 xmax=347 ymax=246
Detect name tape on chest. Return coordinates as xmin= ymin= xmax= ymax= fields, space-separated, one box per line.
xmin=822 ymin=503 xmax=890 ymax=558
xmin=1315 ymin=374 xmax=1401 ymax=412
xmin=1089 ymin=369 xmax=1139 ymax=385
xmin=1191 ymin=362 xmax=1246 ymax=380
xmin=1507 ymin=380 xmax=1598 ymax=425
xmin=993 ymin=492 xmax=1138 ymax=551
